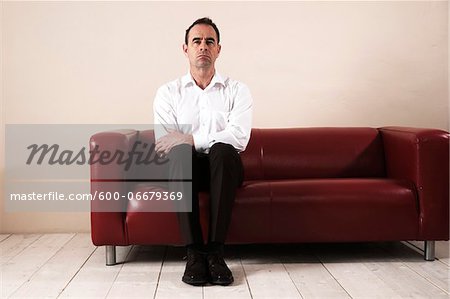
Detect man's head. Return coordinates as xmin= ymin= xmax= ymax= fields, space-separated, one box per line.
xmin=183 ymin=17 xmax=221 ymax=70
xmin=185 ymin=17 xmax=220 ymax=45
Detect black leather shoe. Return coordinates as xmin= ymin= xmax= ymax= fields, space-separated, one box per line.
xmin=182 ymin=247 xmax=208 ymax=286
xmin=206 ymin=252 xmax=234 ymax=286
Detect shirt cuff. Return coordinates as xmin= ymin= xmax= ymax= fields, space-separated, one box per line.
xmin=192 ymin=132 xmax=209 ymax=152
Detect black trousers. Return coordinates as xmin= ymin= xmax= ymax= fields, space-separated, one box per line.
xmin=167 ymin=142 xmax=244 ymax=245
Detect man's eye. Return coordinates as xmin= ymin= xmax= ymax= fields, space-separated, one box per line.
xmin=207 ymin=41 xmax=214 ymax=45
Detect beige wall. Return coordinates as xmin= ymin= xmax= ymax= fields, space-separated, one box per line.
xmin=1 ymin=1 xmax=448 ymax=233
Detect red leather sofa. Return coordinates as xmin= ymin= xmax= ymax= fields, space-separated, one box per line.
xmin=90 ymin=127 xmax=449 ymax=265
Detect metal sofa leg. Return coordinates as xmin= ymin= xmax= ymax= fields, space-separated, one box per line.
xmin=424 ymin=241 xmax=435 ymax=261
xmin=106 ymin=245 xmax=116 ymax=266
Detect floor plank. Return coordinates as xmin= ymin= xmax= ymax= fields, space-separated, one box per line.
xmin=435 ymin=241 xmax=450 ymax=266
xmin=0 ymin=234 xmax=41 ymax=265
xmin=0 ymin=234 xmax=11 ymax=243
xmin=239 ymin=243 xmax=348 ymax=298
xmin=379 ymin=242 xmax=450 ymax=294
xmin=285 ymin=262 xmax=351 ymax=298
xmin=315 ymin=243 xmax=449 ymax=299
xmin=2 ymin=236 xmax=449 ymax=299
xmin=1 ymin=233 xmax=74 ymax=298
xmin=9 ymin=233 xmax=96 ymax=298
xmin=400 ymin=258 xmax=450 ymax=295
xmin=106 ymin=245 xmax=165 ymax=298
xmin=242 ymin=263 xmax=302 ymax=299
xmin=58 ymin=244 xmax=133 ymax=298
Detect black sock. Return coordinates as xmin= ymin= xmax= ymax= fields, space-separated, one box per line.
xmin=207 ymin=241 xmax=224 ymax=253
xmin=186 ymin=243 xmax=206 ymax=253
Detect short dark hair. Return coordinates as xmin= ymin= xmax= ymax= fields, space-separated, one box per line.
xmin=185 ymin=17 xmax=220 ymax=45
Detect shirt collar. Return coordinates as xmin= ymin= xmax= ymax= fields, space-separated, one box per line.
xmin=181 ymin=71 xmax=225 ymax=88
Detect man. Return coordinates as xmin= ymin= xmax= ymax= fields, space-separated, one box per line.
xmin=153 ymin=17 xmax=253 ymax=286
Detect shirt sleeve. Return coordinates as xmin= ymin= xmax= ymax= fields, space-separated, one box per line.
xmin=206 ymin=83 xmax=253 ymax=152
xmin=153 ymin=85 xmax=178 ymax=142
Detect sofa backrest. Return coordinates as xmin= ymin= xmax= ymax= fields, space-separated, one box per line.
xmin=241 ymin=128 xmax=386 ymax=180
xmin=136 ymin=128 xmax=386 ymax=181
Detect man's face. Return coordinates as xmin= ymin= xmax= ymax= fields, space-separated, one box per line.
xmin=183 ymin=24 xmax=221 ymax=69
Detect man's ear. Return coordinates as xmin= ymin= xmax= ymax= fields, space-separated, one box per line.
xmin=182 ymin=44 xmax=188 ymax=57
xmin=217 ymin=44 xmax=221 ymax=55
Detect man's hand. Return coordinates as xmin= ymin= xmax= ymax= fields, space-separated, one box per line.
xmin=155 ymin=131 xmax=194 ymax=156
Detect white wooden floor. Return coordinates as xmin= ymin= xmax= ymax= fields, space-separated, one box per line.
xmin=0 ymin=234 xmax=449 ymax=298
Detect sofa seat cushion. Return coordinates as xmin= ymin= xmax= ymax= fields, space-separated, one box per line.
xmin=125 ymin=179 xmax=418 ymax=245
xmin=125 ymin=183 xmax=192 ymax=245
xmin=226 ymin=181 xmax=272 ymax=243
xmin=126 ymin=181 xmax=272 ymax=245
xmin=267 ymin=178 xmax=418 ymax=242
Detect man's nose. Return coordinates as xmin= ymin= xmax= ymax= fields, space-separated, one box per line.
xmin=199 ymin=40 xmax=208 ymax=51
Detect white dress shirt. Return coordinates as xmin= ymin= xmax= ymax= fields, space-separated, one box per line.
xmin=153 ymin=72 xmax=253 ymax=153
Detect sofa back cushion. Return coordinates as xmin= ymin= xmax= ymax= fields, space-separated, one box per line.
xmin=240 ymin=128 xmax=386 ymax=180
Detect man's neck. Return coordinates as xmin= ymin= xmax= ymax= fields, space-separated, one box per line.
xmin=190 ymin=68 xmax=215 ymax=90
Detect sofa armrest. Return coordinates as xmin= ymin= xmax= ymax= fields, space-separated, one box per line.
xmin=90 ymin=130 xmax=138 ymax=246
xmin=379 ymin=126 xmax=449 ymax=240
